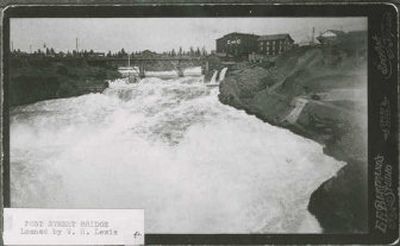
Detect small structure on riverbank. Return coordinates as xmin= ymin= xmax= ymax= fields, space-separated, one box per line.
xmin=316 ymin=30 xmax=345 ymax=45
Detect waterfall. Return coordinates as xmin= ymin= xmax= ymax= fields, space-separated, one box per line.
xmin=10 ymin=68 xmax=344 ymax=234
xmin=218 ymin=67 xmax=228 ymax=82
xmin=209 ymin=70 xmax=218 ymax=83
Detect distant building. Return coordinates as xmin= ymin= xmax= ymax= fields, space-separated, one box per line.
xmin=87 ymin=51 xmax=105 ymax=57
xmin=216 ymin=32 xmax=260 ymax=58
xmin=141 ymin=49 xmax=158 ymax=57
xmin=316 ymin=30 xmax=346 ymax=45
xmin=93 ymin=52 xmax=105 ymax=57
xmin=257 ymin=34 xmax=294 ymax=56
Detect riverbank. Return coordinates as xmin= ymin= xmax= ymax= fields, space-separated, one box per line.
xmin=218 ymin=44 xmax=368 ymax=233
xmin=9 ymin=57 xmax=121 ymax=106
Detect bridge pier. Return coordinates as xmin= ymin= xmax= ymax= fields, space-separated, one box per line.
xmin=202 ymin=61 xmax=209 ymax=75
xmin=176 ymin=66 xmax=184 ymax=77
xmin=175 ymin=61 xmax=184 ymax=77
xmin=139 ymin=63 xmax=146 ymax=78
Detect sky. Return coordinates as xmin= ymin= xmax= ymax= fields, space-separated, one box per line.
xmin=10 ymin=17 xmax=367 ymax=53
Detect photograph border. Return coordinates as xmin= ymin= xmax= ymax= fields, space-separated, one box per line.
xmin=1 ymin=1 xmax=399 ymax=244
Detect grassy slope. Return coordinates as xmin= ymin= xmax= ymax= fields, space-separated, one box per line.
xmin=9 ymin=57 xmax=121 ymax=106
xmin=218 ymin=43 xmax=368 ymax=233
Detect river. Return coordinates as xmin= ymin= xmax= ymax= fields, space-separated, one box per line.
xmin=10 ymin=67 xmax=344 ymax=233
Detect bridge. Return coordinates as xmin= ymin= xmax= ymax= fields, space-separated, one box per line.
xmin=87 ymin=55 xmax=209 ymax=78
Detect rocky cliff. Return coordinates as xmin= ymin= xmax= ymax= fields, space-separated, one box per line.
xmin=218 ymin=43 xmax=368 ymax=233
xmin=9 ymin=57 xmax=121 ymax=106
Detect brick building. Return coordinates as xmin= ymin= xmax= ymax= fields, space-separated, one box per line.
xmin=257 ymin=34 xmax=294 ymax=56
xmin=216 ymin=32 xmax=260 ymax=58
xmin=216 ymin=32 xmax=295 ymax=58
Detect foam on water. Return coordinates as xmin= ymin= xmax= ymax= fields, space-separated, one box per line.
xmin=184 ymin=66 xmax=202 ymax=76
xmin=10 ymin=71 xmax=344 ymax=233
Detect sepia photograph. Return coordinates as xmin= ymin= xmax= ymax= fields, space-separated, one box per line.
xmin=7 ymin=16 xmax=370 ymax=235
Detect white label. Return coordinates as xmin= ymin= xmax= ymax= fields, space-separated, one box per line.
xmin=3 ymin=208 xmax=144 ymax=245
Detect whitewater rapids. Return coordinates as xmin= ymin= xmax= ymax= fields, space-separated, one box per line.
xmin=10 ymin=68 xmax=344 ymax=233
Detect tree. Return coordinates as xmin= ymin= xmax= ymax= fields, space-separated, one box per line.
xmin=178 ymin=47 xmax=183 ymax=56
xmin=120 ymin=48 xmax=127 ymax=57
xmin=189 ymin=47 xmax=194 ymax=56
xmin=201 ymin=46 xmax=208 ymax=56
xmin=171 ymin=49 xmax=176 ymax=56
xmin=196 ymin=47 xmax=201 ymax=56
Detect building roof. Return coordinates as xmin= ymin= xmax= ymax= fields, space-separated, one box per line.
xmin=320 ymin=29 xmax=346 ymax=37
xmin=217 ymin=32 xmax=260 ymax=40
xmin=257 ymin=34 xmax=294 ymax=42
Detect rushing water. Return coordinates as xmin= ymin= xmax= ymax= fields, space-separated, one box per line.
xmin=210 ymin=70 xmax=218 ymax=84
xmin=218 ymin=67 xmax=228 ymax=82
xmin=10 ymin=67 xmax=344 ymax=233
